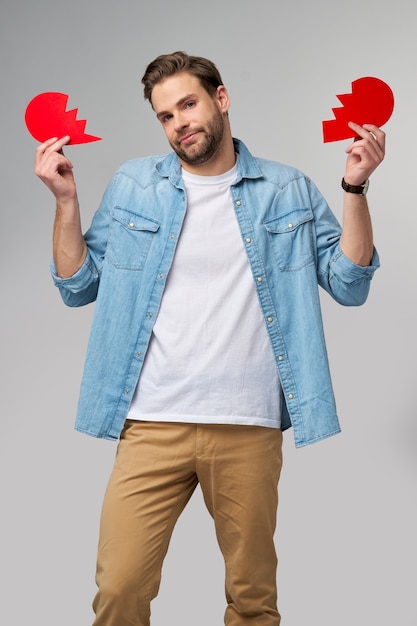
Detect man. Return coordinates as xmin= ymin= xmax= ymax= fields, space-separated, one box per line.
xmin=35 ymin=51 xmax=384 ymax=625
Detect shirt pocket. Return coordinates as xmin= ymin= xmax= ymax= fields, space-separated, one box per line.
xmin=264 ymin=208 xmax=314 ymax=271
xmin=107 ymin=207 xmax=161 ymax=270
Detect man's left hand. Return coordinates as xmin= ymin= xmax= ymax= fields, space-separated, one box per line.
xmin=344 ymin=122 xmax=385 ymax=185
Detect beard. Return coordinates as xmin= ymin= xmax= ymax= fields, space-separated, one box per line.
xmin=170 ymin=108 xmax=225 ymax=166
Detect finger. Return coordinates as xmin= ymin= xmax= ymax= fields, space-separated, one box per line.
xmin=35 ymin=144 xmax=74 ymax=178
xmin=363 ymin=124 xmax=386 ymax=151
xmin=347 ymin=124 xmax=384 ymax=158
xmin=348 ymin=121 xmax=376 ymax=140
xmin=36 ymin=136 xmax=72 ymax=169
xmin=348 ymin=122 xmax=385 ymax=149
xmin=37 ymin=137 xmax=59 ymax=151
xmin=36 ymin=135 xmax=71 ymax=157
xmin=346 ymin=140 xmax=383 ymax=166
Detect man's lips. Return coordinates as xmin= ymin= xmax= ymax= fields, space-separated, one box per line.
xmin=178 ymin=131 xmax=199 ymax=145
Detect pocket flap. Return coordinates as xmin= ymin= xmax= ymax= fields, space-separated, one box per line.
xmin=111 ymin=207 xmax=161 ymax=232
xmin=264 ymin=208 xmax=313 ymax=234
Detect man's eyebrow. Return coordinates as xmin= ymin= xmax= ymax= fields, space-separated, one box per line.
xmin=156 ymin=93 xmax=198 ymax=120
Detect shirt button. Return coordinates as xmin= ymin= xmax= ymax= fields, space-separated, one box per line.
xmin=147 ymin=312 xmax=153 ymax=318
xmin=288 ymin=223 xmax=293 ymax=228
xmin=169 ymin=234 xmax=175 ymax=240
xmin=278 ymin=355 xmax=284 ymax=361
xmin=236 ymin=200 xmax=241 ymax=206
xmin=129 ymin=222 xmax=135 ymax=228
xmin=288 ymin=393 xmax=294 ymax=399
xmin=246 ymin=237 xmax=251 ymax=243
xmin=267 ymin=316 xmax=273 ymax=323
xmin=257 ymin=277 xmax=263 ymax=283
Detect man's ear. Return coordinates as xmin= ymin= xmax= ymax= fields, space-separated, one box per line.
xmin=216 ymin=85 xmax=230 ymax=113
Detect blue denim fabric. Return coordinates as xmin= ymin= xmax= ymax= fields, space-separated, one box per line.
xmin=52 ymin=139 xmax=379 ymax=447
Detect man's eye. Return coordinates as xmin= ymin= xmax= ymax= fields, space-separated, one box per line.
xmin=185 ymin=101 xmax=195 ymax=109
xmin=162 ymin=114 xmax=172 ymax=123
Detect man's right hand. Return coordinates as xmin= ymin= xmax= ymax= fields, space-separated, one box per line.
xmin=35 ymin=136 xmax=76 ymax=201
xmin=35 ymin=136 xmax=87 ymax=278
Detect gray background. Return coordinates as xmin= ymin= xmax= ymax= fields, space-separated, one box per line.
xmin=1 ymin=0 xmax=415 ymax=624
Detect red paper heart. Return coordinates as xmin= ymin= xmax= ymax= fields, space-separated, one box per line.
xmin=25 ymin=92 xmax=102 ymax=144
xmin=322 ymin=77 xmax=394 ymax=143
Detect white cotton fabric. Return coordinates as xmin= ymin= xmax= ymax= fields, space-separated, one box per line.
xmin=127 ymin=162 xmax=282 ymax=428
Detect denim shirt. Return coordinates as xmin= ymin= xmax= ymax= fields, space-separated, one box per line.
xmin=52 ymin=139 xmax=379 ymax=447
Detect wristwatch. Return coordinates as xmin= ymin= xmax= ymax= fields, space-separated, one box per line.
xmin=341 ymin=177 xmax=369 ymax=196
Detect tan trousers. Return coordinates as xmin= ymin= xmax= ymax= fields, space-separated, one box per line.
xmin=92 ymin=420 xmax=283 ymax=625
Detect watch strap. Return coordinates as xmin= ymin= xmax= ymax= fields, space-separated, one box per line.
xmin=341 ymin=177 xmax=369 ymax=195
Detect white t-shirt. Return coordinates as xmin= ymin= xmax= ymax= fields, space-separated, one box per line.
xmin=127 ymin=162 xmax=282 ymax=428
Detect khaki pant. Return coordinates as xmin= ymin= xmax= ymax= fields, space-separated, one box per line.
xmin=92 ymin=421 xmax=283 ymax=625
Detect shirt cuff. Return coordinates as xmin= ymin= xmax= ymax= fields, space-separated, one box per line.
xmin=50 ymin=256 xmax=97 ymax=290
xmin=330 ymin=246 xmax=380 ymax=282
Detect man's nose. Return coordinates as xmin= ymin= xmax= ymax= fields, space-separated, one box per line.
xmin=173 ymin=112 xmax=188 ymax=131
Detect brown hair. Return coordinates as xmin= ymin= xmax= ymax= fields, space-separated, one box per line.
xmin=142 ymin=51 xmax=224 ymax=104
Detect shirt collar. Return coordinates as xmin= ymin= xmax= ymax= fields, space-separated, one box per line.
xmin=155 ymin=138 xmax=263 ymax=186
